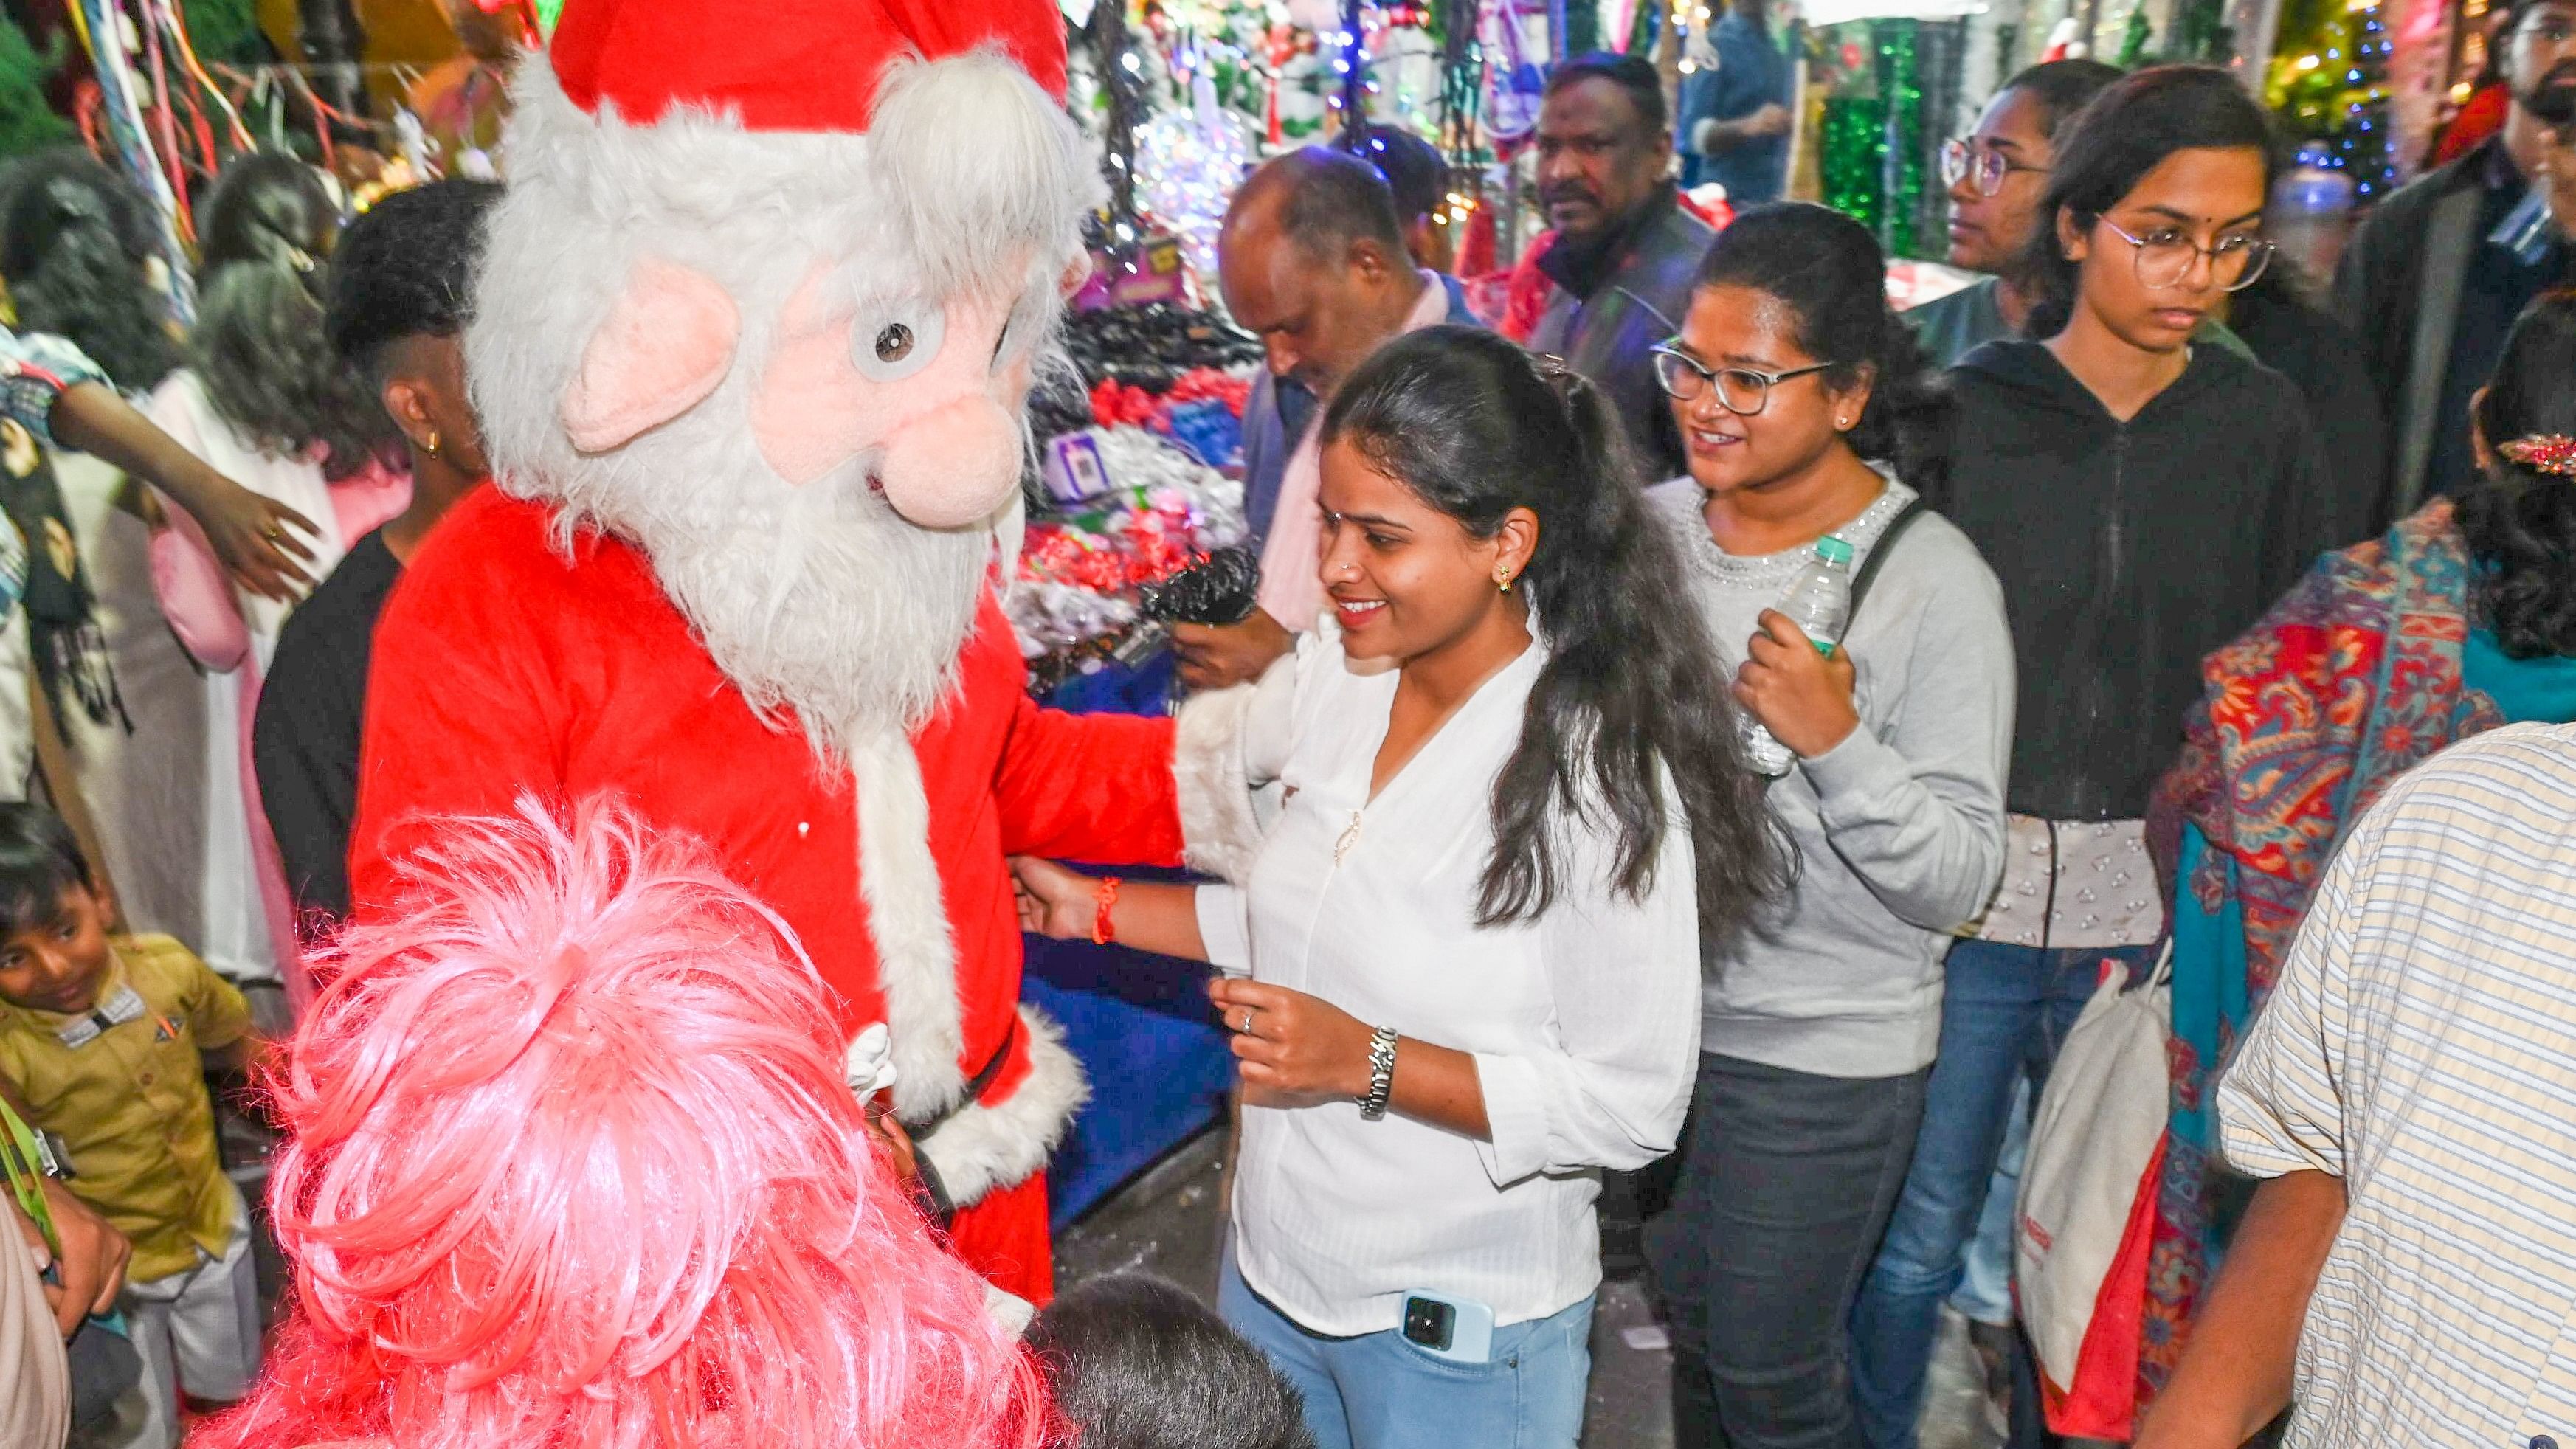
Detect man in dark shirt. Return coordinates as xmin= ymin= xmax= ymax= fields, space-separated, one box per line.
xmin=1679 ymin=0 xmax=1794 ymax=203
xmin=252 ymin=180 xmax=499 ymax=928
xmin=1527 ymin=53 xmax=1714 ymax=479
xmin=2335 ymin=0 xmax=2575 ymax=514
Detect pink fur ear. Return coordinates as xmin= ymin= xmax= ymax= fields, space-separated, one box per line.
xmin=559 ymin=257 xmax=739 ymax=454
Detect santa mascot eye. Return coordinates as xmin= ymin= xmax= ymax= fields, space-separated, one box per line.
xmin=852 ymin=299 xmax=945 ymax=383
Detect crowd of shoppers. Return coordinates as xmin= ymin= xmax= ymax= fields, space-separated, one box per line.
xmin=5 ymin=21 xmax=2576 ymax=1449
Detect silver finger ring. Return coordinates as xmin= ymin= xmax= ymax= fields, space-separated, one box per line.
xmin=1238 ymin=1009 xmax=1254 ymax=1034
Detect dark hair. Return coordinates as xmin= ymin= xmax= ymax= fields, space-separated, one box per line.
xmin=1995 ymin=58 xmax=2127 ymax=140
xmin=1322 ymin=326 xmax=1781 ymax=943
xmin=186 ymin=153 xmax=397 ymax=480
xmin=326 ymin=179 xmax=503 ymax=381
xmin=2017 ymin=66 xmax=2279 ymax=339
xmin=1264 ymin=146 xmax=1409 ymax=264
xmin=0 ymin=146 xmax=182 ymax=390
xmin=1693 ymin=202 xmax=1954 ymax=499
xmin=2459 ymin=288 xmax=2576 ymax=659
xmin=1024 ymin=1275 xmax=1316 ymax=1449
xmin=1350 ymin=125 xmax=1448 ymax=224
xmin=1544 ymin=52 xmax=1668 ymax=136
xmin=0 ymin=803 xmax=95 ymax=937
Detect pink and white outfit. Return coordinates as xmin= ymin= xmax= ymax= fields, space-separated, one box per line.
xmin=145 ymin=370 xmax=407 ymax=1007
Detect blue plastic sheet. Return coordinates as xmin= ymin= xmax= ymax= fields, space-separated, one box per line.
xmin=1028 ymin=651 xmax=1236 ymax=1226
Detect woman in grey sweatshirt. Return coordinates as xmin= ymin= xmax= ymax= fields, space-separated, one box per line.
xmin=1637 ymin=204 xmax=2014 ymax=1448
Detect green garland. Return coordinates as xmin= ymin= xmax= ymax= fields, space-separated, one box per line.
xmin=0 ymin=18 xmax=71 ymax=163
xmin=1820 ymin=94 xmax=1885 ymax=232
xmin=178 ymin=0 xmax=268 ymax=66
xmin=1876 ymin=20 xmax=1924 ymax=260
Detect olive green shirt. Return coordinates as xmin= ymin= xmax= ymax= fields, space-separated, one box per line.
xmin=0 ymin=935 xmax=249 ymax=1282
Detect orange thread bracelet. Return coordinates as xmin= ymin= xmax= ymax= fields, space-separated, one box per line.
xmin=1091 ymin=876 xmax=1123 ymax=946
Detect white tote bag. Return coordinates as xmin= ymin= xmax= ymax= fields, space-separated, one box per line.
xmin=2014 ymin=940 xmax=2172 ymax=1393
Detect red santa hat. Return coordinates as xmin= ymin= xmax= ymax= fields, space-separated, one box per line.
xmin=546 ymin=0 xmax=1071 ymax=134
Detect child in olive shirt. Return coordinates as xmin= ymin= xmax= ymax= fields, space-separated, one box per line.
xmin=0 ymin=804 xmax=265 ymax=1449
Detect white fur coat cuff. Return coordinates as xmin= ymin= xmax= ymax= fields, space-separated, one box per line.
xmin=913 ymin=1004 xmax=1088 ymax=1210
xmin=1173 ymin=684 xmax=1265 ymax=885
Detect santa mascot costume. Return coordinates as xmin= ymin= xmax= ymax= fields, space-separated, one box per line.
xmin=348 ymin=0 xmax=1255 ymax=1301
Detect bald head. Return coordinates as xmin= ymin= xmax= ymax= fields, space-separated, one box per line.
xmin=1219 ymin=148 xmax=1427 ymax=398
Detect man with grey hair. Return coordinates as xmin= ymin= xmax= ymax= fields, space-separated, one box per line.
xmin=1174 ymin=145 xmax=1478 ymax=691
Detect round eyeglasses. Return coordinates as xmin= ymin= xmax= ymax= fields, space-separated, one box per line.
xmin=1651 ymin=346 xmax=1840 ymax=415
xmin=2096 ymin=218 xmax=2275 ymax=292
xmin=1939 ymin=138 xmax=2047 ymax=198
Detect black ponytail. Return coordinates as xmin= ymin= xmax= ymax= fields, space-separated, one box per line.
xmin=1691 ymin=201 xmax=1953 ymax=503
xmin=2459 ymin=288 xmax=2576 ymax=659
xmin=189 ymin=151 xmax=398 ymax=480
xmin=0 ymin=146 xmax=182 ymax=391
xmin=1321 ymin=325 xmax=1783 ymax=947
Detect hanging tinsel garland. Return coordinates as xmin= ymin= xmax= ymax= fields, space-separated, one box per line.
xmin=1875 ymin=19 xmax=1925 ymax=260
xmin=1818 ymin=88 xmax=1885 ymax=232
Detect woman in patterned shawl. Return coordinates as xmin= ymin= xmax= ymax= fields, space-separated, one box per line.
xmin=2139 ymin=288 xmax=2576 ymax=1413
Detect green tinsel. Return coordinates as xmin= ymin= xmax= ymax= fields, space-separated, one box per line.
xmin=178 ymin=0 xmax=267 ymax=66
xmin=1820 ymin=94 xmax=1886 ymax=233
xmin=2116 ymin=6 xmax=2154 ymax=66
xmin=0 ymin=18 xmax=70 ymax=163
xmin=1629 ymin=0 xmax=1660 ymax=55
xmin=1875 ymin=20 xmax=1924 ymax=260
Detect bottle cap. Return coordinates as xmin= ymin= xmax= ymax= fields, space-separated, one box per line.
xmin=1814 ymin=536 xmax=1855 ymax=565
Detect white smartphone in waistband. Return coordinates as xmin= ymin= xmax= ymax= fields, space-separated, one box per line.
xmin=1400 ymin=1289 xmax=1496 ymax=1366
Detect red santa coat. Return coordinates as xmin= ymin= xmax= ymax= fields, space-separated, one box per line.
xmin=348 ymin=486 xmax=1186 ymax=1300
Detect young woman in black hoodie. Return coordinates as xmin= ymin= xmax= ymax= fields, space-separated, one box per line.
xmin=1849 ymin=66 xmax=2375 ymax=1444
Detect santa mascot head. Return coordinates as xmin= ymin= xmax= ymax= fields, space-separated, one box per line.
xmin=466 ymin=0 xmax=1098 ymax=754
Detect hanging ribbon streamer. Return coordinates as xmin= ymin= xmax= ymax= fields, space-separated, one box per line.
xmin=66 ymin=0 xmax=195 ymax=323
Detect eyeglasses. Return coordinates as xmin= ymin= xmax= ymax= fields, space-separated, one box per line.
xmin=1939 ymin=138 xmax=2047 ymax=197
xmin=1651 ymin=346 xmax=1840 ymax=415
xmin=2096 ymin=218 xmax=2275 ymax=291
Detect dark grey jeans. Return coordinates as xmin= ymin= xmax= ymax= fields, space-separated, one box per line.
xmin=1644 ymin=1051 xmax=1929 ymax=1449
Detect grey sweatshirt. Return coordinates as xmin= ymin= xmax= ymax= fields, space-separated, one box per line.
xmin=1648 ymin=477 xmax=2014 ymax=1078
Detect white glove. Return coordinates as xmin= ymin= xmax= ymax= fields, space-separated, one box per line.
xmin=844 ymin=1023 xmax=899 ymax=1099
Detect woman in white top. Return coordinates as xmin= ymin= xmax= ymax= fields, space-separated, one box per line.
xmin=1013 ymin=326 xmax=1779 ymax=1449
xmin=143 ymin=154 xmax=408 ymax=1014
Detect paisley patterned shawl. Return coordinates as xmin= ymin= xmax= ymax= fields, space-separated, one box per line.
xmin=2133 ymin=499 xmax=2499 ymax=1419
xmin=2149 ymin=499 xmax=2497 ymax=999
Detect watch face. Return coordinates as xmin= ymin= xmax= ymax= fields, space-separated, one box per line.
xmin=1402 ymin=1296 xmax=1454 ymax=1352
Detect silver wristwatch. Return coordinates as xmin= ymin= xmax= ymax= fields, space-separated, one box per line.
xmin=1358 ymin=1025 xmax=1399 ymax=1121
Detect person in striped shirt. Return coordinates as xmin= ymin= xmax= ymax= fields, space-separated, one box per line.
xmin=2137 ymin=722 xmax=2576 ymax=1449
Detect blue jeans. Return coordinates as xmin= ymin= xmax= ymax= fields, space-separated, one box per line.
xmin=1846 ymin=940 xmax=2160 ymax=1449
xmin=1646 ymin=1053 xmax=1927 ymax=1449
xmin=1218 ymin=1251 xmax=1595 ymax=1449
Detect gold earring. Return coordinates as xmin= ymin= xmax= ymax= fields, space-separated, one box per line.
xmin=1496 ymin=569 xmax=1513 ymax=594
xmin=423 ymin=428 xmax=442 ymax=457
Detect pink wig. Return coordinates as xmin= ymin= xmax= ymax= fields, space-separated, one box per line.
xmin=199 ymin=799 xmax=1043 ymax=1449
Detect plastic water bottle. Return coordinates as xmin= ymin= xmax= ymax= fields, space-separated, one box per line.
xmin=1741 ymin=535 xmax=1855 ymax=777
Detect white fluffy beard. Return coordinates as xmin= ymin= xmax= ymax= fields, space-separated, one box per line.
xmin=598 ymin=447 xmax=992 ymax=761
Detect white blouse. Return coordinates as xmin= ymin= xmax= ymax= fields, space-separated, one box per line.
xmin=1195 ymin=627 xmax=1702 ymax=1336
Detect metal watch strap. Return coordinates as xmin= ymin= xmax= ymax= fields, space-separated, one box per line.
xmin=1358 ymin=1026 xmax=1398 ymax=1121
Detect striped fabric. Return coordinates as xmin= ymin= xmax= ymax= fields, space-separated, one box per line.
xmin=2217 ymin=722 xmax=2576 ymax=1448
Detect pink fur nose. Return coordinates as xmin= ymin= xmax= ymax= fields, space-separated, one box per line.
xmin=874 ymin=396 xmax=1022 ymax=530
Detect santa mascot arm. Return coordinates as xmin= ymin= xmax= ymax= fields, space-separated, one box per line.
xmin=991 ymin=671 xmax=1267 ymax=882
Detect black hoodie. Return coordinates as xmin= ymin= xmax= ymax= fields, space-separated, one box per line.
xmin=1938 ymin=339 xmax=2363 ymax=821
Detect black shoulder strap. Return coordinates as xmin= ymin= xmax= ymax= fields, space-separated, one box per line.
xmin=1845 ymin=498 xmax=1929 ymax=629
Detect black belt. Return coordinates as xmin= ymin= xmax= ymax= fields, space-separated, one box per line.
xmin=906 ymin=1013 xmax=1021 ymax=1226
